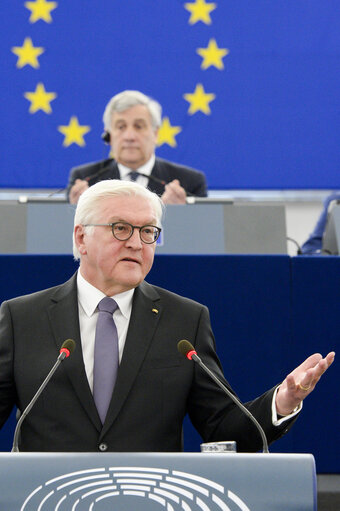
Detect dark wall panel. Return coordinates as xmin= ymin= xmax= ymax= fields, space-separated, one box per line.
xmin=0 ymin=255 xmax=338 ymax=473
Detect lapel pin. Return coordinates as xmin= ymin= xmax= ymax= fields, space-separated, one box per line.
xmin=152 ymin=308 xmax=159 ymax=314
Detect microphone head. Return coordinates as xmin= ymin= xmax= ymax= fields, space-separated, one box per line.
xmin=177 ymin=340 xmax=196 ymax=360
xmin=60 ymin=339 xmax=76 ymax=357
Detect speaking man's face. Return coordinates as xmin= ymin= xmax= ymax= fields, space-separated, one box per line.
xmin=75 ymin=195 xmax=157 ymax=296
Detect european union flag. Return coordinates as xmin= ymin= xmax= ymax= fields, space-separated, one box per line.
xmin=1 ymin=1 xmax=340 ymax=190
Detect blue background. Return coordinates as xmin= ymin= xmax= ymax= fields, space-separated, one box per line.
xmin=1 ymin=1 xmax=340 ymax=190
xmin=0 ymin=254 xmax=338 ymax=473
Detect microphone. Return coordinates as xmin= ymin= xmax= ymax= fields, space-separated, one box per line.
xmin=11 ymin=339 xmax=76 ymax=452
xmin=177 ymin=339 xmax=269 ymax=453
xmin=77 ymin=166 xmax=194 ymax=197
xmin=136 ymin=172 xmax=194 ymax=197
xmin=81 ymin=168 xmax=167 ymax=187
xmin=84 ymin=163 xmax=113 ymax=183
xmin=132 ymin=171 xmax=167 ymax=187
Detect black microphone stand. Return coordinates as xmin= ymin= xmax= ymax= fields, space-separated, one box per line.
xmin=190 ymin=351 xmax=269 ymax=453
xmin=11 ymin=350 xmax=69 ymax=452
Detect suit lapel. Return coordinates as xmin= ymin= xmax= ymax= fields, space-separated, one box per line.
xmin=47 ymin=276 xmax=162 ymax=435
xmin=101 ymin=281 xmax=161 ymax=435
xmin=47 ymin=274 xmax=102 ymax=431
xmin=111 ymin=160 xmax=121 ymax=180
xmin=150 ymin=159 xmax=166 ymax=195
xmin=87 ymin=159 xmax=119 ymax=186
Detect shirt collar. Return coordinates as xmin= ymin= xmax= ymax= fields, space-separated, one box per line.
xmin=77 ymin=270 xmax=134 ymax=318
xmin=118 ymin=153 xmax=156 ymax=179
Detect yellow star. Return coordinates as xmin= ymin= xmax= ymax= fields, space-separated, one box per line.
xmin=157 ymin=117 xmax=182 ymax=148
xmin=58 ymin=116 xmax=91 ymax=147
xmin=25 ymin=0 xmax=58 ymax=23
xmin=183 ymin=84 xmax=216 ymax=115
xmin=11 ymin=37 xmax=44 ymax=69
xmin=197 ymin=39 xmax=229 ymax=70
xmin=184 ymin=0 xmax=217 ymax=25
xmin=24 ymin=83 xmax=57 ymax=114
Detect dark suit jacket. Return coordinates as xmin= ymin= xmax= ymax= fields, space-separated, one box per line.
xmin=66 ymin=157 xmax=208 ymax=201
xmin=0 ymin=274 xmax=294 ymax=452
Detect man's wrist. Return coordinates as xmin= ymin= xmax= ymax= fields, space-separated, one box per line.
xmin=272 ymin=386 xmax=302 ymax=426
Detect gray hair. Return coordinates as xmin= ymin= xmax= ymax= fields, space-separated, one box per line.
xmin=102 ymin=90 xmax=162 ymax=131
xmin=73 ymin=179 xmax=164 ymax=260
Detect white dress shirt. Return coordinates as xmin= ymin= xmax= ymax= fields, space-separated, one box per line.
xmin=77 ymin=270 xmax=134 ymax=391
xmin=118 ymin=153 xmax=156 ymax=188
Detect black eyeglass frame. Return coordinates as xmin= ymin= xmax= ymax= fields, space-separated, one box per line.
xmin=83 ymin=221 xmax=162 ymax=244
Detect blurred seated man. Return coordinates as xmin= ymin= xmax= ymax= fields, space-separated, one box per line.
xmin=66 ymin=90 xmax=207 ymax=205
xmin=300 ymin=192 xmax=340 ymax=255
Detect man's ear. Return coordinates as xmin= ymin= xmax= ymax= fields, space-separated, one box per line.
xmin=74 ymin=225 xmax=87 ymax=255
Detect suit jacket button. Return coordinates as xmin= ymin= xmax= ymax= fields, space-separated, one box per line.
xmin=99 ymin=443 xmax=108 ymax=452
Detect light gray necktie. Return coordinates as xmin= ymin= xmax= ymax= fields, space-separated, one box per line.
xmin=93 ymin=297 xmax=119 ymax=423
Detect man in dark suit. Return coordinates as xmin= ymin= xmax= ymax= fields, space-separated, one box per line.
xmin=66 ymin=90 xmax=207 ymax=205
xmin=0 ymin=180 xmax=334 ymax=452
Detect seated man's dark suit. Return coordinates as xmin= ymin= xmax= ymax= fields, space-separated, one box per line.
xmin=0 ymin=274 xmax=295 ymax=453
xmin=66 ymin=158 xmax=208 ymax=201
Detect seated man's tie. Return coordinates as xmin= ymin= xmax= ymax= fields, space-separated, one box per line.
xmin=128 ymin=171 xmax=139 ymax=181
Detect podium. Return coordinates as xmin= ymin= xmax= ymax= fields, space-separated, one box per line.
xmin=0 ymin=452 xmax=316 ymax=510
xmin=158 ymin=203 xmax=287 ymax=254
xmin=0 ymin=200 xmax=287 ymax=254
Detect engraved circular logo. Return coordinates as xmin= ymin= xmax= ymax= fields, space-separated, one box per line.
xmin=21 ymin=466 xmax=251 ymax=510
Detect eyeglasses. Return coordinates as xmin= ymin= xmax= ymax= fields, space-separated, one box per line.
xmin=83 ymin=221 xmax=161 ymax=244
